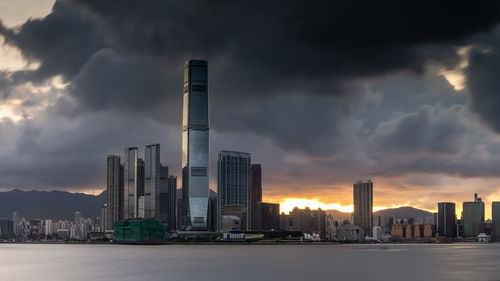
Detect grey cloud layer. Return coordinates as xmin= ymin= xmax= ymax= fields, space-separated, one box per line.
xmin=1 ymin=1 xmax=500 ymax=194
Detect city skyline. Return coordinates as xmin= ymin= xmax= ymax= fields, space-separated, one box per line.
xmin=2 ymin=1 xmax=500 ymax=220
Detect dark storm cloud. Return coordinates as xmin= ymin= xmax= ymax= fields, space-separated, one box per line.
xmin=466 ymin=26 xmax=500 ymax=133
xmin=2 ymin=0 xmax=500 ymax=193
xmin=0 ymin=2 xmax=106 ymax=87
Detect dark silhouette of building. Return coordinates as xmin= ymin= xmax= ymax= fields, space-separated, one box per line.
xmin=106 ymin=155 xmax=123 ymax=230
xmin=256 ymin=202 xmax=280 ymax=231
xmin=353 ymin=180 xmax=373 ymax=236
xmin=438 ymin=202 xmax=457 ymax=238
xmin=493 ymin=202 xmax=500 ymax=224
xmin=250 ymin=164 xmax=262 ymax=230
xmin=463 ymin=193 xmax=484 ymax=237
xmin=208 ymin=190 xmax=218 ymax=232
xmin=289 ymin=207 xmax=326 ymax=239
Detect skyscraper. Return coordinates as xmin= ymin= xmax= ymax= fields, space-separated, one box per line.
xmin=250 ymin=164 xmax=262 ymax=230
xmin=144 ymin=144 xmax=160 ymax=218
xmin=218 ymin=151 xmax=251 ymax=231
xmin=123 ymin=147 xmax=139 ymax=219
xmin=438 ymin=202 xmax=456 ymax=238
xmin=353 ymin=180 xmax=373 ymax=236
xmin=159 ymin=168 xmax=177 ymax=231
xmin=493 ymin=202 xmax=500 ymax=224
xmin=462 ymin=193 xmax=485 ymax=237
xmin=106 ymin=155 xmax=123 ymax=230
xmin=256 ymin=202 xmax=280 ymax=231
xmin=182 ymin=59 xmax=210 ymax=231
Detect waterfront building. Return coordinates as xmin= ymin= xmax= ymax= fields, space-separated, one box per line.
xmin=493 ymin=202 xmax=500 ymax=224
xmin=0 ymin=218 xmax=14 ymax=238
xmin=250 ymin=164 xmax=262 ymax=230
xmin=182 ymin=59 xmax=210 ymax=231
xmin=462 ymin=193 xmax=485 ymax=237
xmin=353 ymin=180 xmax=373 ymax=236
xmin=144 ymin=144 xmax=161 ymax=218
xmin=12 ymin=211 xmax=20 ymax=235
xmin=289 ymin=207 xmax=327 ymax=239
xmin=256 ymin=202 xmax=280 ymax=231
xmin=438 ymin=202 xmax=457 ymax=238
xmin=159 ymin=170 xmax=177 ymax=231
xmin=123 ymin=147 xmax=139 ymax=219
xmin=218 ymin=151 xmax=251 ymax=231
xmin=106 ymin=154 xmax=123 ymax=229
xmin=208 ymin=189 xmax=218 ymax=232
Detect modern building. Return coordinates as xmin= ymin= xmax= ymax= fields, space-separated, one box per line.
xmin=182 ymin=59 xmax=210 ymax=231
xmin=123 ymin=147 xmax=139 ymax=219
xmin=256 ymin=202 xmax=280 ymax=231
xmin=208 ymin=189 xmax=218 ymax=232
xmin=218 ymin=151 xmax=251 ymax=231
xmin=144 ymin=144 xmax=161 ymax=218
xmin=222 ymin=215 xmax=241 ymax=233
xmin=0 ymin=218 xmax=14 ymax=238
xmin=462 ymin=193 xmax=485 ymax=237
xmin=12 ymin=211 xmax=20 ymax=236
xmin=289 ymin=207 xmax=327 ymax=239
xmin=353 ymin=180 xmax=373 ymax=236
xmin=106 ymin=154 xmax=123 ymax=230
xmin=438 ymin=202 xmax=456 ymax=238
xmin=74 ymin=211 xmax=81 ymax=224
xmin=159 ymin=171 xmax=176 ymax=231
xmin=493 ymin=202 xmax=500 ymax=224
xmin=250 ymin=164 xmax=262 ymax=230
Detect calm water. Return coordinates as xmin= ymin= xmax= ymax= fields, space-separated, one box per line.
xmin=1 ymin=243 xmax=500 ymax=281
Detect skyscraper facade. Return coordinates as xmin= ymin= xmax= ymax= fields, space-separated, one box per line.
xmin=256 ymin=202 xmax=280 ymax=231
xmin=250 ymin=164 xmax=262 ymax=230
xmin=106 ymin=155 xmax=123 ymax=230
xmin=462 ymin=193 xmax=485 ymax=237
xmin=493 ymin=202 xmax=500 ymax=224
xmin=438 ymin=202 xmax=456 ymax=238
xmin=159 ymin=169 xmax=177 ymax=231
xmin=144 ymin=144 xmax=160 ymax=218
xmin=182 ymin=59 xmax=210 ymax=230
xmin=353 ymin=180 xmax=373 ymax=236
xmin=218 ymin=151 xmax=251 ymax=231
xmin=123 ymin=147 xmax=139 ymax=219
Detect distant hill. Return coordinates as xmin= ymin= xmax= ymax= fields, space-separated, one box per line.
xmin=374 ymin=206 xmax=433 ymax=218
xmin=326 ymin=206 xmax=433 ymax=222
xmin=325 ymin=209 xmax=351 ymax=221
xmin=0 ymin=189 xmax=106 ymax=221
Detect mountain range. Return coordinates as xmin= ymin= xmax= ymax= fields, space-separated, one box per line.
xmin=0 ymin=189 xmax=433 ymax=222
xmin=0 ymin=189 xmax=106 ymax=221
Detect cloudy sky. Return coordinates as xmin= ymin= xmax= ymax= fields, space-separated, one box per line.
xmin=1 ymin=1 xmax=500 ymax=216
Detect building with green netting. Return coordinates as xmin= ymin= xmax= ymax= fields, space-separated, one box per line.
xmin=113 ymin=219 xmax=166 ymax=243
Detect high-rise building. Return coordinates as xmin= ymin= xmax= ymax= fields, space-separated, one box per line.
xmin=250 ymin=164 xmax=262 ymax=230
xmin=462 ymin=193 xmax=485 ymax=237
xmin=256 ymin=202 xmax=280 ymax=231
xmin=12 ymin=211 xmax=20 ymax=236
xmin=438 ymin=202 xmax=456 ymax=238
xmin=353 ymin=180 xmax=373 ymax=236
xmin=106 ymin=155 xmax=123 ymax=230
xmin=493 ymin=202 xmax=500 ymax=224
xmin=159 ymin=169 xmax=177 ymax=231
xmin=208 ymin=189 xmax=218 ymax=232
xmin=144 ymin=144 xmax=161 ymax=218
xmin=123 ymin=147 xmax=139 ymax=219
xmin=182 ymin=59 xmax=210 ymax=231
xmin=101 ymin=204 xmax=107 ymax=231
xmin=218 ymin=151 xmax=251 ymax=231
xmin=289 ymin=207 xmax=327 ymax=239
xmin=74 ymin=211 xmax=81 ymax=224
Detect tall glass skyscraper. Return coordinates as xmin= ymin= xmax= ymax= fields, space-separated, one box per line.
xmin=218 ymin=151 xmax=251 ymax=231
xmin=144 ymin=144 xmax=160 ymax=218
xmin=353 ymin=180 xmax=373 ymax=236
xmin=182 ymin=60 xmax=209 ymax=230
xmin=123 ymin=147 xmax=140 ymax=219
xmin=106 ymin=154 xmax=123 ymax=230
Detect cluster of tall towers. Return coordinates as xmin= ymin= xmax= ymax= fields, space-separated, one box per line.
xmin=105 ymin=144 xmax=177 ymax=231
xmin=105 ymin=60 xmax=271 ymax=233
